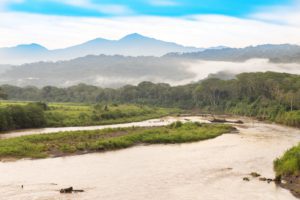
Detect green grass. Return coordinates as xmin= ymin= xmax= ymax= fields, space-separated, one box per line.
xmin=45 ymin=103 xmax=179 ymax=127
xmin=274 ymin=143 xmax=300 ymax=176
xmin=0 ymin=101 xmax=28 ymax=107
xmin=0 ymin=122 xmax=234 ymax=159
xmin=0 ymin=101 xmax=180 ymax=128
xmin=276 ymin=111 xmax=300 ymax=128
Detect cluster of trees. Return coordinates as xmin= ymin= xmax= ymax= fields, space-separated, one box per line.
xmin=0 ymin=87 xmax=7 ymax=100
xmin=193 ymin=73 xmax=300 ymax=126
xmin=1 ymin=82 xmax=196 ymax=107
xmin=0 ymin=103 xmax=47 ymax=131
xmin=1 ymin=72 xmax=300 ymax=126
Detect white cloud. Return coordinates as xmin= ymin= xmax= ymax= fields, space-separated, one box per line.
xmin=0 ymin=0 xmax=23 ymax=10
xmin=250 ymin=0 xmax=300 ymax=26
xmin=148 ymin=0 xmax=179 ymax=6
xmin=0 ymin=12 xmax=300 ymax=49
xmin=49 ymin=0 xmax=89 ymax=7
xmin=48 ymin=0 xmax=133 ymax=15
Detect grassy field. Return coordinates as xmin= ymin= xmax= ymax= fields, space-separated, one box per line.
xmin=274 ymin=143 xmax=300 ymax=197
xmin=0 ymin=122 xmax=234 ymax=160
xmin=44 ymin=103 xmax=178 ymax=127
xmin=274 ymin=144 xmax=300 ymax=176
xmin=0 ymin=101 xmax=180 ymax=129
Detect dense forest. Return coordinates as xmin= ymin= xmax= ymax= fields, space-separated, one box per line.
xmin=1 ymin=72 xmax=300 ymax=127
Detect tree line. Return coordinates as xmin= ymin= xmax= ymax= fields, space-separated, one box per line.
xmin=1 ymin=71 xmax=299 ymax=127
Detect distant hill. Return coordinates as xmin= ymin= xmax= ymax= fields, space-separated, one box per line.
xmin=165 ymin=44 xmax=300 ymax=63
xmin=0 ymin=64 xmax=12 ymax=74
xmin=0 ymin=44 xmax=49 ymax=65
xmin=0 ymin=55 xmax=195 ymax=87
xmin=1 ymin=41 xmax=300 ymax=88
xmin=0 ymin=33 xmax=203 ymax=65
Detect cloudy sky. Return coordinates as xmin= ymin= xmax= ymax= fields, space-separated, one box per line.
xmin=1 ymin=0 xmax=300 ymax=49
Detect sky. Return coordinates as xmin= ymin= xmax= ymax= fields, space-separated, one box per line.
xmin=1 ymin=0 xmax=300 ymax=49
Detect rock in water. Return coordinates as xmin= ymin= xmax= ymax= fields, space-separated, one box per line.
xmin=60 ymin=187 xmax=85 ymax=193
xmin=60 ymin=187 xmax=73 ymax=193
xmin=259 ymin=177 xmax=267 ymax=181
xmin=250 ymin=172 xmax=261 ymax=177
xmin=243 ymin=177 xmax=250 ymax=181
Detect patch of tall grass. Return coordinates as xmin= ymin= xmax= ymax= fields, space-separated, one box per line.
xmin=274 ymin=144 xmax=300 ymax=176
xmin=0 ymin=122 xmax=234 ymax=160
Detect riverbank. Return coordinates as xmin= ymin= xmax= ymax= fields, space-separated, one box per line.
xmin=274 ymin=143 xmax=300 ymax=198
xmin=191 ymin=108 xmax=300 ymax=129
xmin=0 ymin=122 xmax=234 ymax=160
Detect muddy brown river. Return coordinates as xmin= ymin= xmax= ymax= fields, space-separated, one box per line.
xmin=0 ymin=116 xmax=299 ymax=200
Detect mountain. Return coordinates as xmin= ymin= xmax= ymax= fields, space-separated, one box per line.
xmin=2 ymin=41 xmax=300 ymax=88
xmin=0 ymin=44 xmax=48 ymax=65
xmin=0 ymin=33 xmax=203 ymax=65
xmin=166 ymin=44 xmax=300 ymax=63
xmin=0 ymin=64 xmax=12 ymax=74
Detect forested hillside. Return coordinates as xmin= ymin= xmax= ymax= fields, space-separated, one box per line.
xmin=166 ymin=44 xmax=300 ymax=63
xmin=1 ymin=72 xmax=300 ymax=127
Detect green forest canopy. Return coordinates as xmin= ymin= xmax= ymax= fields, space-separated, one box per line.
xmin=1 ymin=71 xmax=299 ymax=126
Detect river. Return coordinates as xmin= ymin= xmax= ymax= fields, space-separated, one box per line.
xmin=0 ymin=116 xmax=299 ymax=200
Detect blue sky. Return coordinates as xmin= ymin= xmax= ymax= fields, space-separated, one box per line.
xmin=6 ymin=0 xmax=295 ymax=17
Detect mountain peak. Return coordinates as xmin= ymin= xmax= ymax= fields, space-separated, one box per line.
xmin=15 ymin=43 xmax=47 ymax=50
xmin=120 ymin=33 xmax=150 ymax=41
xmin=83 ymin=37 xmax=110 ymax=44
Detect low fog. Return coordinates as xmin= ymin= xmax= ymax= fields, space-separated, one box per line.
xmin=1 ymin=58 xmax=300 ymax=88
xmin=42 ymin=59 xmax=300 ymax=86
xmin=182 ymin=59 xmax=300 ymax=84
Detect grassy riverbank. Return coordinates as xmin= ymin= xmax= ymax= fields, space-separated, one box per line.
xmin=274 ymin=144 xmax=300 ymax=176
xmin=275 ymin=111 xmax=300 ymax=128
xmin=0 ymin=101 xmax=180 ymax=132
xmin=197 ymin=103 xmax=300 ymax=128
xmin=274 ymin=143 xmax=300 ymax=198
xmin=0 ymin=122 xmax=234 ymax=160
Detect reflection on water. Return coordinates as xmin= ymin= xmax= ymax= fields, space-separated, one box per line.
xmin=0 ymin=117 xmax=299 ymax=200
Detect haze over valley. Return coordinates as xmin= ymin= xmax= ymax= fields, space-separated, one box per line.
xmin=1 ymin=35 xmax=300 ymax=87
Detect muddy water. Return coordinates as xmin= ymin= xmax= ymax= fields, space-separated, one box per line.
xmin=0 ymin=117 xmax=299 ymax=200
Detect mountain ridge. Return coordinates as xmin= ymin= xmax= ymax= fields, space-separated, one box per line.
xmin=165 ymin=44 xmax=300 ymax=63
xmin=0 ymin=33 xmax=203 ymax=65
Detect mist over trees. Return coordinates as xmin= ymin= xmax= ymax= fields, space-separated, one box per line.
xmin=167 ymin=44 xmax=300 ymax=63
xmin=0 ymin=55 xmax=194 ymax=87
xmin=1 ymin=72 xmax=300 ymax=126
